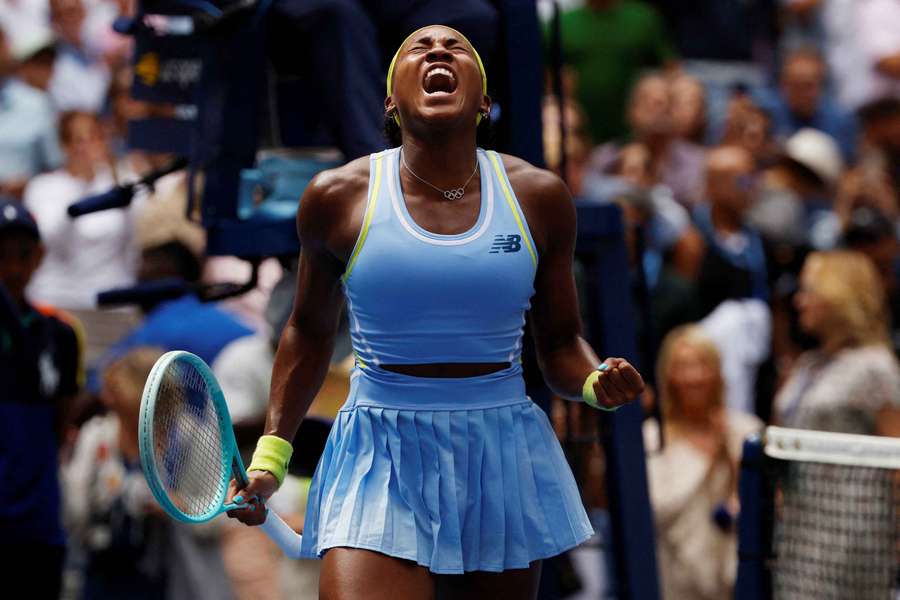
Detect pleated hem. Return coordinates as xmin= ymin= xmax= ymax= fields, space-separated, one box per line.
xmin=310 ymin=530 xmax=594 ymax=575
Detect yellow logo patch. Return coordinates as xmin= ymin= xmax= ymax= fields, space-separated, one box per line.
xmin=135 ymin=52 xmax=160 ymax=86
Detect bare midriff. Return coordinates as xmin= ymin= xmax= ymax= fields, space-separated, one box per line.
xmin=380 ymin=362 xmax=510 ymax=378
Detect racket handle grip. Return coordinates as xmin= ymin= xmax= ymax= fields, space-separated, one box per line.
xmin=260 ymin=509 xmax=303 ymax=559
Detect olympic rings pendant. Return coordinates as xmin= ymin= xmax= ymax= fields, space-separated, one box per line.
xmin=443 ymin=188 xmax=466 ymax=200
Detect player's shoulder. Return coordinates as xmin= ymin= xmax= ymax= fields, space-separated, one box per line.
xmin=497 ymin=152 xmax=571 ymax=206
xmin=304 ymin=155 xmax=371 ymax=207
xmin=298 ymin=155 xmax=371 ymax=235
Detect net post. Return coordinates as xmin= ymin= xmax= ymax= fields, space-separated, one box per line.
xmin=736 ymin=433 xmax=770 ymax=600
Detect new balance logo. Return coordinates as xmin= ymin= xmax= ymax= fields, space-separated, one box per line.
xmin=490 ymin=234 xmax=522 ymax=253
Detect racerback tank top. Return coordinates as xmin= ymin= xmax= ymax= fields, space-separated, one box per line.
xmin=342 ymin=147 xmax=538 ymax=368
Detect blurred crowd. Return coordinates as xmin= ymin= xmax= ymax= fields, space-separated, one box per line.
xmin=0 ymin=0 xmax=898 ymax=599
xmin=545 ymin=0 xmax=900 ymax=598
xmin=0 ymin=2 xmax=332 ymax=598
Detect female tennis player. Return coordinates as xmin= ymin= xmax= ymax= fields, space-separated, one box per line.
xmin=228 ymin=25 xmax=644 ymax=599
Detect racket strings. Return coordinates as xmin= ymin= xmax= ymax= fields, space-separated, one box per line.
xmin=154 ymin=361 xmax=227 ymax=517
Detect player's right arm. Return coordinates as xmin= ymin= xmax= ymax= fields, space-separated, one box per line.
xmin=227 ymin=159 xmax=369 ymax=525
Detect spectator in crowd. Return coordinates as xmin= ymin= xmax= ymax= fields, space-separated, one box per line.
xmin=0 ymin=27 xmax=62 ymax=199
xmin=774 ymin=250 xmax=900 ymax=433
xmin=606 ymin=176 xmax=703 ymax=363
xmin=778 ymin=0 xmax=827 ymax=53
xmin=751 ymin=128 xmax=845 ymax=252
xmin=25 ymin=110 xmax=140 ymax=310
xmin=0 ymin=199 xmax=81 ymax=599
xmin=857 ymin=97 xmax=900 ymax=191
xmin=554 ymin=0 xmax=675 ymax=144
xmin=832 ymin=151 xmax=899 ymax=239
xmin=771 ymin=250 xmax=900 ymax=599
xmin=841 ymin=206 xmax=900 ymax=358
xmin=803 ymin=0 xmax=899 ymax=110
xmin=48 ymin=0 xmax=111 ymax=112
xmin=693 ymin=144 xmax=774 ymax=416
xmin=586 ymin=72 xmax=707 ymax=207
xmin=668 ymin=71 xmax=708 ymax=145
xmin=644 ymin=325 xmax=762 ymax=600
xmin=81 ymin=0 xmax=133 ymax=69
xmin=754 ymin=48 xmax=857 ymax=161
xmin=64 ymin=346 xmax=234 ymax=600
xmin=0 ymin=0 xmax=50 ymax=53
xmin=853 ymin=0 xmax=900 ymax=108
xmin=719 ymin=88 xmax=779 ymax=165
xmin=694 ymin=145 xmax=769 ymax=316
xmin=10 ymin=27 xmax=57 ymax=94
xmin=103 ymin=65 xmax=147 ymax=161
xmin=697 ymin=295 xmax=772 ymax=416
xmin=541 ymin=90 xmax=593 ymax=195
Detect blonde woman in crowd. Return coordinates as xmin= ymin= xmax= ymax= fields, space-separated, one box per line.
xmin=644 ymin=325 xmax=762 ymax=600
xmin=771 ymin=251 xmax=900 ymax=598
xmin=774 ymin=250 xmax=900 ymax=435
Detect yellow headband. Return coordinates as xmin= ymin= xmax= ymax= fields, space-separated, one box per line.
xmin=386 ymin=25 xmax=487 ymax=125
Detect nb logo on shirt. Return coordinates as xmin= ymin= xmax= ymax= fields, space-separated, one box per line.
xmin=489 ymin=234 xmax=522 ymax=254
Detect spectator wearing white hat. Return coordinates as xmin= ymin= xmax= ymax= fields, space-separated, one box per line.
xmin=11 ymin=27 xmax=57 ymax=94
xmin=0 ymin=0 xmax=49 ymax=56
xmin=0 ymin=27 xmax=61 ymax=199
xmin=751 ymin=128 xmax=846 ymax=252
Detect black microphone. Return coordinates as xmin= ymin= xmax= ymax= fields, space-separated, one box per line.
xmin=67 ymin=186 xmax=134 ymax=218
xmin=96 ymin=278 xmax=188 ymax=307
xmin=68 ymin=156 xmax=189 ymax=218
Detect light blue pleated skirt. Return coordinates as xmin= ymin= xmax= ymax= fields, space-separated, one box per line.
xmin=298 ymin=365 xmax=594 ymax=574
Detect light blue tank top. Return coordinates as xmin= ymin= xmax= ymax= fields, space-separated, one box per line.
xmin=342 ymin=147 xmax=538 ymax=367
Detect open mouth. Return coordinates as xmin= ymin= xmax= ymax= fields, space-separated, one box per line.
xmin=423 ymin=65 xmax=457 ymax=95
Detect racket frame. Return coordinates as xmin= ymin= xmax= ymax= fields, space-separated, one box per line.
xmin=139 ymin=350 xmax=249 ymax=523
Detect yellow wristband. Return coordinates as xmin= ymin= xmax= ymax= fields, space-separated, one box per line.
xmin=582 ymin=364 xmax=618 ymax=411
xmin=248 ymin=435 xmax=294 ymax=487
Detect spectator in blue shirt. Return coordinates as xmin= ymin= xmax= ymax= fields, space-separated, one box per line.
xmin=0 ymin=28 xmax=62 ymax=199
xmin=694 ymin=146 xmax=769 ymax=316
xmin=754 ymin=48 xmax=858 ymax=162
xmin=91 ymin=240 xmax=254 ymax=393
xmin=0 ymin=199 xmax=80 ymax=599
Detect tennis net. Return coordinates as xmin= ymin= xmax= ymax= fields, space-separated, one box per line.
xmin=736 ymin=426 xmax=900 ymax=600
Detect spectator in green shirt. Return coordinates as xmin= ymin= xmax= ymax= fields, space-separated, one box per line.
xmin=552 ymin=0 xmax=676 ymax=144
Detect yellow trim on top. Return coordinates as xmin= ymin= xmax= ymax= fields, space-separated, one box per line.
xmin=487 ymin=152 xmax=537 ymax=267
xmin=342 ymin=155 xmax=384 ymax=283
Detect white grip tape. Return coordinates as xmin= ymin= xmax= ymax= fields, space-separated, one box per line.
xmin=259 ymin=509 xmax=303 ymax=558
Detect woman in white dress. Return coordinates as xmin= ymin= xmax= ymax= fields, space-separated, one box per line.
xmin=25 ymin=110 xmax=142 ymax=310
xmin=644 ymin=324 xmax=762 ymax=600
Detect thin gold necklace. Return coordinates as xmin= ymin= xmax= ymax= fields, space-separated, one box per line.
xmin=401 ymin=151 xmax=479 ymax=200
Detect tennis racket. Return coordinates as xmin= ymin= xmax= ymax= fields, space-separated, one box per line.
xmin=139 ymin=350 xmax=303 ymax=558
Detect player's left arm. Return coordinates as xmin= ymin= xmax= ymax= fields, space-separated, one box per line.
xmin=510 ymin=160 xmax=644 ymax=408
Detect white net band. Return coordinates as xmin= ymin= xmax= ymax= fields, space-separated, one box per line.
xmin=765 ymin=426 xmax=900 ymax=469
